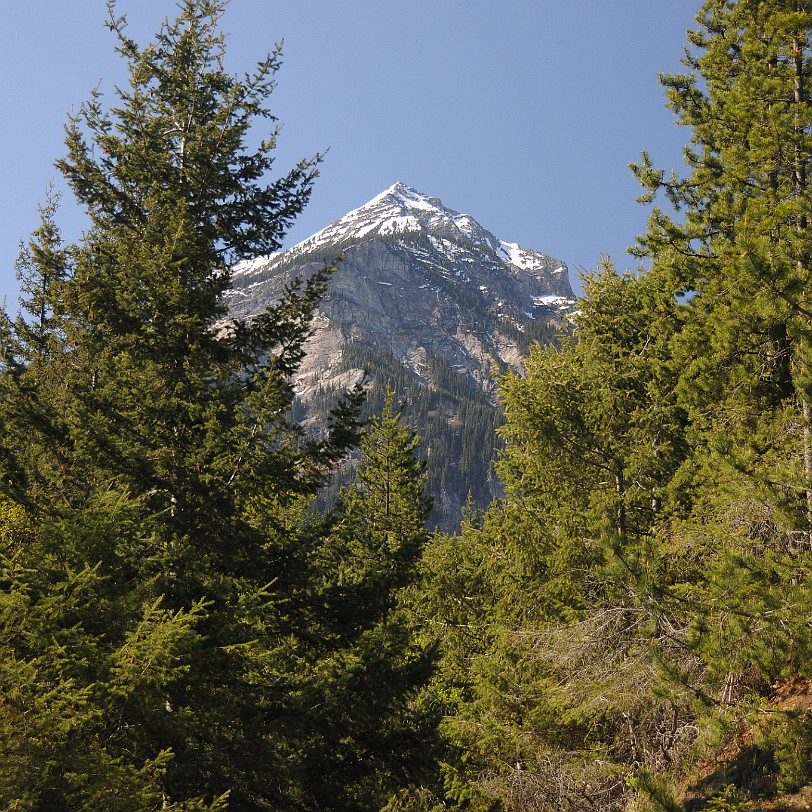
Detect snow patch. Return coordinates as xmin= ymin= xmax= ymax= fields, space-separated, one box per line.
xmin=500 ymin=241 xmax=555 ymax=273
xmin=533 ymin=295 xmax=571 ymax=307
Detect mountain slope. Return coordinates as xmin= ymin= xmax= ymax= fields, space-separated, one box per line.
xmin=226 ymin=183 xmax=575 ymax=528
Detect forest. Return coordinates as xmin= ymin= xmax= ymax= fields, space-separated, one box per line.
xmin=1 ymin=0 xmax=812 ymax=810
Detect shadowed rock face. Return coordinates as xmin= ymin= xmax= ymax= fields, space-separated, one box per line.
xmin=226 ymin=183 xmax=575 ymax=530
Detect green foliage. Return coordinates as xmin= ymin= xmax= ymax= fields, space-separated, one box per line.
xmin=304 ymin=388 xmax=440 ymax=807
xmin=632 ymin=770 xmax=684 ymax=812
xmin=418 ymin=265 xmax=692 ymax=810
xmin=0 ymin=2 xmax=435 ymax=809
xmin=10 ymin=0 xmax=812 ymax=809
xmin=749 ymin=709 xmax=812 ymax=794
xmin=703 ymin=785 xmax=753 ymax=812
xmin=329 ymin=340 xmax=505 ymax=530
xmin=625 ymin=0 xmax=812 ymax=717
xmin=418 ymin=1 xmax=812 ymax=809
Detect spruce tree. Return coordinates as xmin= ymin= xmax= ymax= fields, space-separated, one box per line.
xmin=632 ymin=0 xmax=812 ymax=684
xmin=632 ymin=0 xmax=812 ymax=516
xmin=301 ymin=388 xmax=439 ymax=809
xmin=423 ymin=1 xmax=812 ymax=807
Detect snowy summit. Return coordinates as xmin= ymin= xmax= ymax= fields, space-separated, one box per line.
xmin=232 ymin=182 xmax=565 ymax=279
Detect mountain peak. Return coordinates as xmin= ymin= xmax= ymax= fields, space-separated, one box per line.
xmin=378 ymin=180 xmax=415 ymax=198
xmin=232 ymin=182 xmax=574 ymax=318
xmin=371 ymin=181 xmax=441 ymax=211
xmin=226 ymin=184 xmax=574 ymax=529
xmin=351 ymin=181 xmax=444 ymax=223
xmin=232 ymin=183 xmax=571 ymax=288
xmin=278 ymin=182 xmax=505 ymax=260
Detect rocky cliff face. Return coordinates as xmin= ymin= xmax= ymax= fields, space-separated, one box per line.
xmin=225 ymin=182 xmax=575 ymax=529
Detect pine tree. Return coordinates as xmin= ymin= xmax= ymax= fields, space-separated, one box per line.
xmin=632 ymin=0 xmax=812 ymax=517
xmin=631 ymin=0 xmax=812 ymax=681
xmin=421 ymin=266 xmax=691 ymax=810
xmin=421 ymin=2 xmax=812 ymax=807
xmin=11 ymin=188 xmax=70 ymax=366
xmin=629 ymin=0 xmax=812 ymax=799
xmin=0 ymin=2 xmax=412 ymax=809
xmin=0 ymin=190 xmax=71 ymax=506
xmin=299 ymin=388 xmax=439 ymax=808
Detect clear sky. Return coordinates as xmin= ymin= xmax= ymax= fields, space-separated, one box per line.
xmin=0 ymin=1 xmax=699 ymax=306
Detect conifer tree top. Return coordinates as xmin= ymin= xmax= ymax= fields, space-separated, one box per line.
xmin=58 ymin=0 xmax=320 ymax=268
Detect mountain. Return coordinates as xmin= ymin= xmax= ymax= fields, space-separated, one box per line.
xmin=225 ymin=182 xmax=575 ymax=529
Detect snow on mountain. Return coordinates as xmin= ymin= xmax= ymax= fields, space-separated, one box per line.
xmin=232 ymin=182 xmax=566 ymax=283
xmin=227 ymin=179 xmax=576 ymax=402
xmin=295 ymin=182 xmax=500 ymax=251
xmin=225 ymin=183 xmax=575 ymax=530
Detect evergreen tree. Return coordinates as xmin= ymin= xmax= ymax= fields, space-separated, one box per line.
xmin=632 ymin=0 xmax=812 ymax=692
xmin=0 ymin=2 xmax=442 ymax=809
xmin=627 ymin=0 xmax=812 ymax=801
xmin=632 ymin=0 xmax=812 ymax=521
xmin=0 ymin=190 xmax=72 ymax=507
xmin=422 ymin=266 xmax=691 ymax=810
xmin=302 ymin=388 xmax=439 ymax=808
xmin=422 ymin=1 xmax=812 ymax=807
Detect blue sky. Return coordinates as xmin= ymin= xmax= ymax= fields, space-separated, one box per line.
xmin=0 ymin=1 xmax=699 ymax=306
